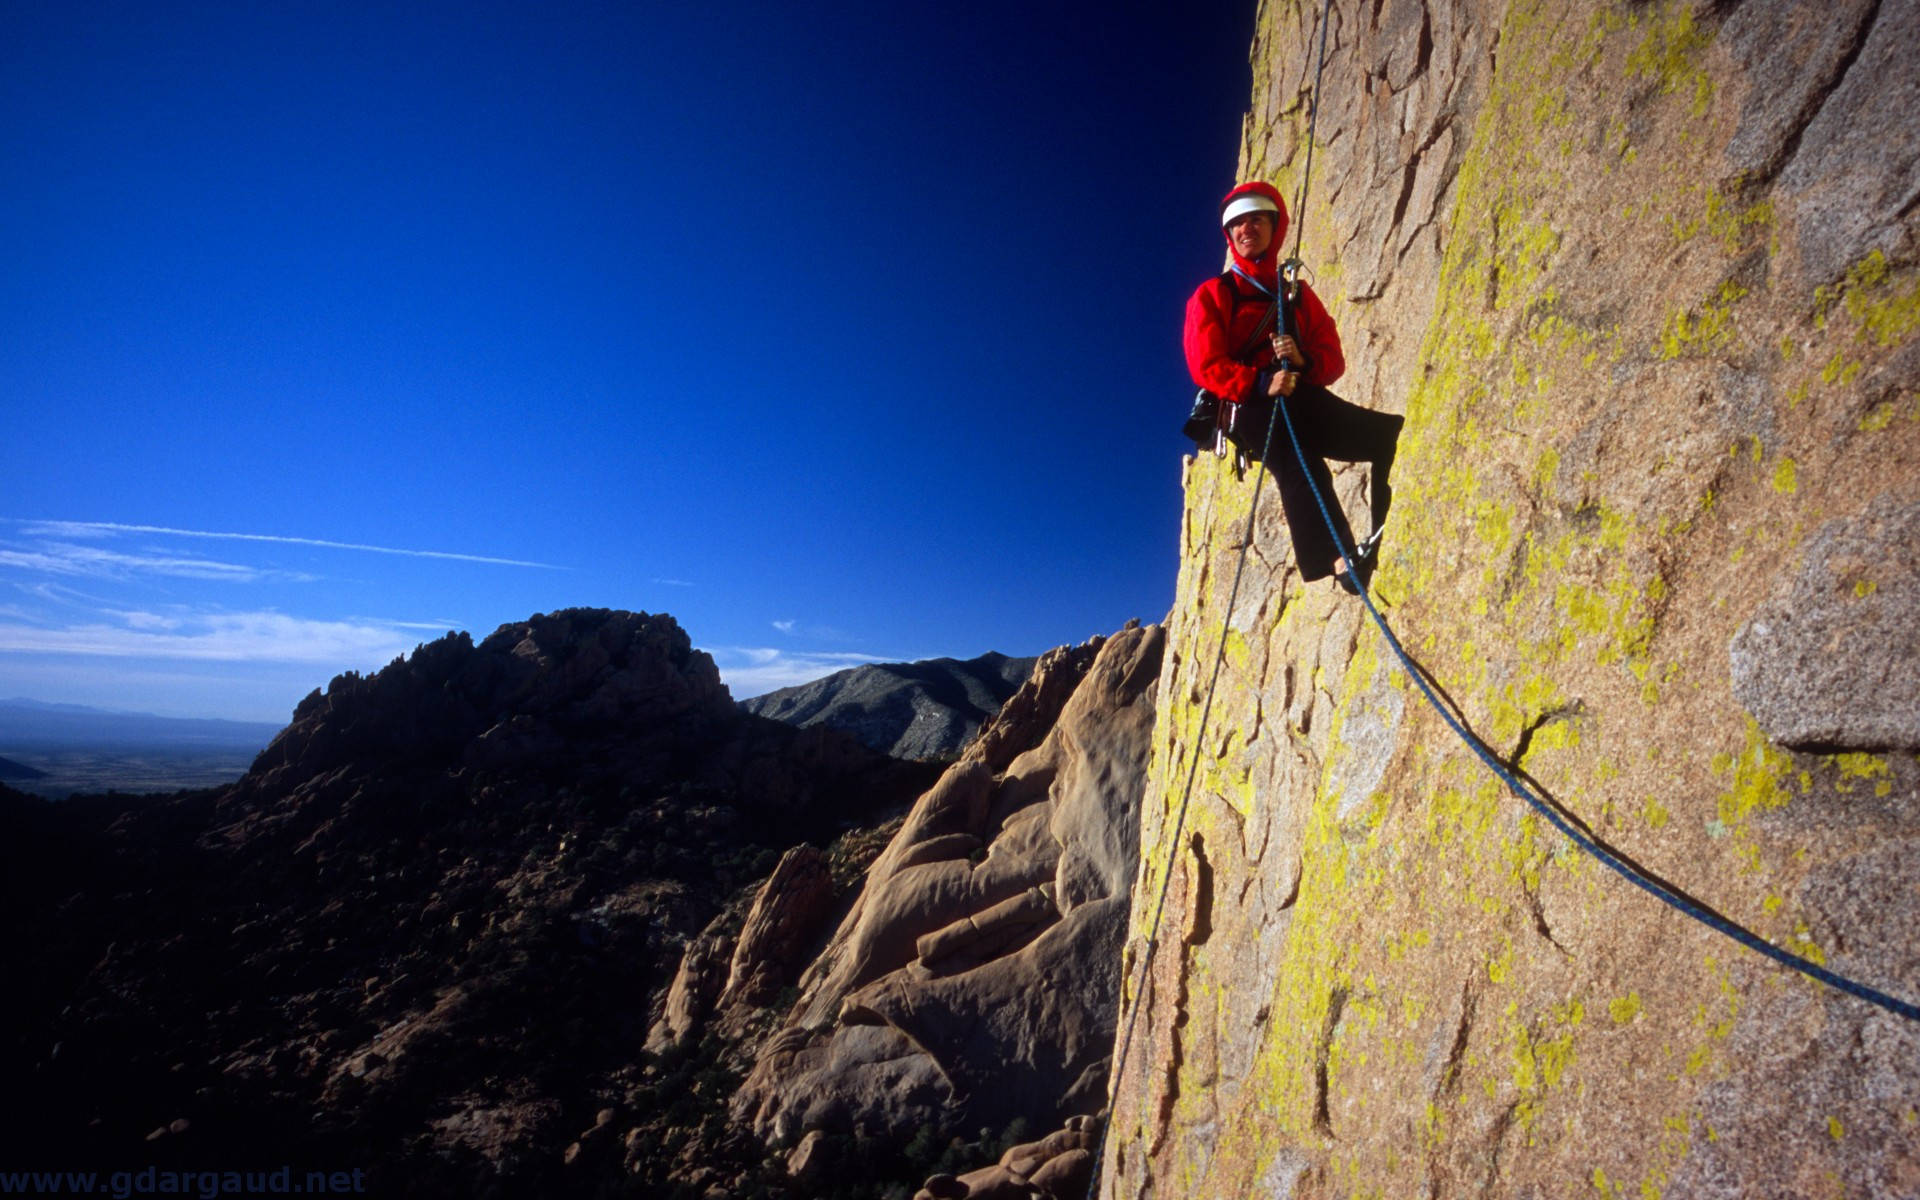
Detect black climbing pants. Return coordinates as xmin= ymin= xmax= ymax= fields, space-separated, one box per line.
xmin=1224 ymin=382 xmax=1403 ymax=582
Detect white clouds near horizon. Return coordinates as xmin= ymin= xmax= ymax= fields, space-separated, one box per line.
xmin=0 ymin=609 xmax=431 ymax=665
xmin=0 ymin=520 xmax=522 ymax=718
xmin=709 ymin=646 xmax=893 ymax=699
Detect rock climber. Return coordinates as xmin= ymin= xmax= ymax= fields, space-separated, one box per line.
xmin=1183 ymin=180 xmax=1403 ymax=594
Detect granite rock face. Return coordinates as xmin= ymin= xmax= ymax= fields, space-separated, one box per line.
xmin=719 ymin=844 xmax=838 ymax=1010
xmin=1730 ymin=492 xmax=1920 ymax=752
xmin=733 ymin=623 xmax=1165 ymax=1148
xmin=1102 ymin=1 xmax=1920 ymax=1196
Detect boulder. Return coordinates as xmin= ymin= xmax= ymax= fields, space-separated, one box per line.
xmin=784 ymin=1129 xmax=829 ymax=1182
xmin=952 ymin=1164 xmax=1031 ymax=1199
xmin=1026 ymin=1148 xmax=1093 ymax=1197
xmin=733 ymin=626 xmax=1164 ymax=1145
xmin=718 ymin=845 xmax=835 ymax=1010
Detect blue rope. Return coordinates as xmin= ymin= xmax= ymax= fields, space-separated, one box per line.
xmin=1274 ymin=390 xmax=1920 ymax=1025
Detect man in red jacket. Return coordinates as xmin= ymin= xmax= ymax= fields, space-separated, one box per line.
xmin=1183 ymin=180 xmax=1402 ymax=594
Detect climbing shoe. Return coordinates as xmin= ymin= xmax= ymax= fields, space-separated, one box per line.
xmin=1354 ymin=522 xmax=1387 ymax=579
xmin=1183 ymin=390 xmax=1218 ymax=450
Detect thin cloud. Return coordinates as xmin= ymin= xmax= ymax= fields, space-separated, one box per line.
xmin=653 ymin=578 xmax=695 ymax=588
xmin=0 ymin=543 xmax=272 ymax=582
xmin=12 ymin=580 xmax=116 ymax=606
xmin=0 ymin=610 xmax=425 ymax=665
xmin=766 ymin=618 xmax=857 ymax=641
xmin=106 ymin=609 xmax=184 ymax=631
xmin=12 ymin=520 xmax=565 ymax=570
xmin=709 ymin=646 xmax=893 ymax=698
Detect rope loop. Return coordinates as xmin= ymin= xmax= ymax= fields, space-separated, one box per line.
xmin=1270 ymin=388 xmax=1920 ymax=1027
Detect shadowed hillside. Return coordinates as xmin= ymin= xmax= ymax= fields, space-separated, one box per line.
xmin=0 ymin=609 xmax=1164 ymax=1200
xmin=741 ymin=652 xmax=1038 ymax=761
xmin=0 ymin=610 xmax=941 ymax=1197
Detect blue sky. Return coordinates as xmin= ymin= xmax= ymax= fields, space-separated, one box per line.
xmin=2 ymin=1 xmax=1255 ymax=721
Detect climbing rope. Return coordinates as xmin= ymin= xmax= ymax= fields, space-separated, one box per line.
xmin=1085 ymin=4 xmax=1341 ymax=1197
xmin=1084 ymin=376 xmax=1289 ymax=1200
xmin=1272 ymin=0 xmax=1917 ymax=1029
xmin=1272 ymin=398 xmax=1920 ymax=1025
xmin=1286 ymin=0 xmax=1333 ymax=269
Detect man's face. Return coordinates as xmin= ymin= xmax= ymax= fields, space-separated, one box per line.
xmin=1227 ymin=211 xmax=1276 ymax=258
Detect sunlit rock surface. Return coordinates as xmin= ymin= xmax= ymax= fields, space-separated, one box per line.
xmin=734 ymin=623 xmax=1164 ymax=1148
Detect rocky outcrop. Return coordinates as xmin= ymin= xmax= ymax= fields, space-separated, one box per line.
xmin=912 ymin=1115 xmax=1101 ymax=1200
xmin=1 ymin=607 xmax=1165 ymax=1198
xmin=718 ymin=844 xmax=837 ymax=1011
xmin=646 ymin=913 xmax=736 ymax=1053
xmin=742 ymin=651 xmax=1038 ymax=760
xmin=733 ymin=623 xmax=1164 ymax=1150
xmin=1103 ymin=1 xmax=1920 ymax=1197
xmin=247 ymin=607 xmax=737 ymax=793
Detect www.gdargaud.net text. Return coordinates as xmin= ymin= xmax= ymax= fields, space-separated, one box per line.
xmin=0 ymin=1167 xmax=366 ymax=1198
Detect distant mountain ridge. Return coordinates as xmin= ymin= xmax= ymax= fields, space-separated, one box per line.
xmin=0 ymin=755 xmax=46 ymax=781
xmin=0 ymin=699 xmax=282 ymax=749
xmin=740 ymin=651 xmax=1038 ymax=760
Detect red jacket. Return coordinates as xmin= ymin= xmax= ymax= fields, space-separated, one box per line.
xmin=1183 ymin=182 xmax=1345 ymax=405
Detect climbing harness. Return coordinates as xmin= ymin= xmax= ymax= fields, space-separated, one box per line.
xmin=1184 ymin=269 xmax=1284 ymax=462
xmin=1094 ymin=0 xmax=1919 ymax=1188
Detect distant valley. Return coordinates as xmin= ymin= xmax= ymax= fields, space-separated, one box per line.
xmin=0 ymin=699 xmax=284 ymax=798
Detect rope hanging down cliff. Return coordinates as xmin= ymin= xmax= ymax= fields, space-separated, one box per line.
xmin=1257 ymin=1 xmax=1918 ymax=1024
xmin=1266 ymin=15 xmax=1920 ymax=1025
xmin=1087 ymin=5 xmax=1340 ymax=1198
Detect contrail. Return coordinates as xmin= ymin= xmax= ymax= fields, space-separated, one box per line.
xmin=12 ymin=520 xmax=566 ymax=570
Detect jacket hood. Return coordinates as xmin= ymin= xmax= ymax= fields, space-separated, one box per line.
xmin=1221 ymin=181 xmax=1289 ymax=290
